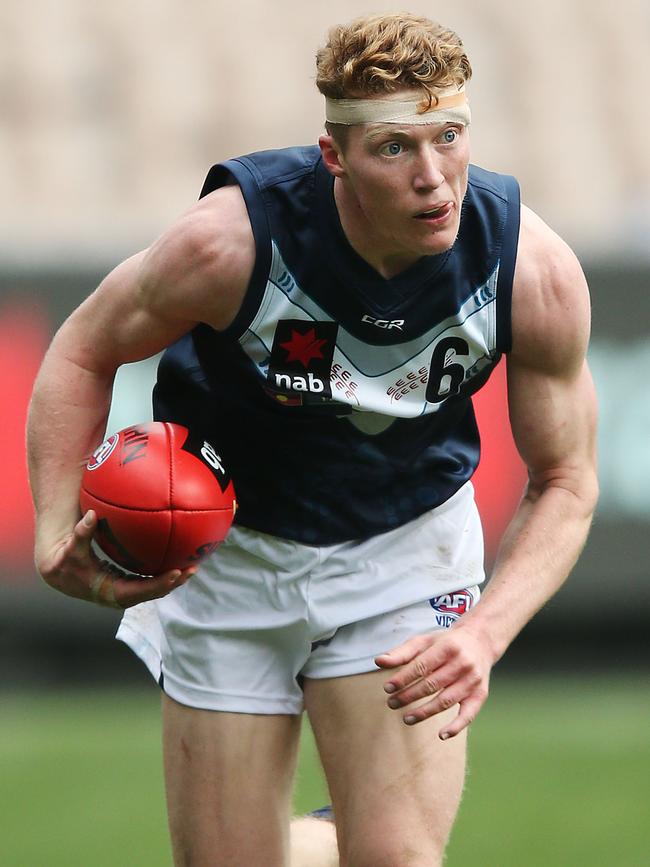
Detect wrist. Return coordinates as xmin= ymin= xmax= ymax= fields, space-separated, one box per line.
xmin=453 ymin=610 xmax=508 ymax=666
xmin=34 ymin=509 xmax=80 ymax=555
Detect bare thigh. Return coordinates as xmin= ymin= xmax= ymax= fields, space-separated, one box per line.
xmin=304 ymin=670 xmax=467 ymax=867
xmin=162 ymin=694 xmax=302 ymax=867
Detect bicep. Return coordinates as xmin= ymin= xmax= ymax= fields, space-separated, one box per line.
xmin=507 ymin=207 xmax=598 ymax=498
xmin=60 ymin=251 xmax=197 ymax=374
xmin=54 ymin=186 xmax=253 ymax=376
xmin=506 ymin=355 xmax=598 ymax=497
xmin=57 ymin=213 xmax=230 ymax=372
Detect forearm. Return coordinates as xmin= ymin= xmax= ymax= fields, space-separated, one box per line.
xmin=27 ymin=332 xmax=115 ymax=549
xmin=462 ymin=478 xmax=597 ymax=662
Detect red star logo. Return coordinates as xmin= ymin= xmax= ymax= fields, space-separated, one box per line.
xmin=279 ymin=327 xmax=327 ymax=368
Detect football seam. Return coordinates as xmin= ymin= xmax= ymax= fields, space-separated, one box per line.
xmin=79 ymin=494 xmax=231 ymax=513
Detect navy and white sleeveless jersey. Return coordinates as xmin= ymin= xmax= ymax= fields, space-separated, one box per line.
xmin=153 ymin=146 xmax=520 ymax=544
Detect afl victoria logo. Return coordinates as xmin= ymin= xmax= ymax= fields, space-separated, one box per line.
xmin=86 ymin=434 xmax=119 ymax=470
xmin=429 ymin=589 xmax=476 ymax=627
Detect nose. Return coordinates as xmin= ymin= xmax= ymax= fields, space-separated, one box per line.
xmin=413 ymin=147 xmax=445 ymax=192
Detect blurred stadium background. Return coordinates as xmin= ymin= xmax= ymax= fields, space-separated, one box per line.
xmin=1 ymin=0 xmax=649 ymax=864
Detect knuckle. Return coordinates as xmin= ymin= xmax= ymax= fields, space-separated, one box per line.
xmin=413 ymin=658 xmax=429 ymax=680
xmin=423 ymin=677 xmax=439 ymax=695
xmin=411 ymin=658 xmax=429 ymax=680
xmin=456 ymin=656 xmax=479 ymax=680
xmin=475 ymin=685 xmax=489 ymax=702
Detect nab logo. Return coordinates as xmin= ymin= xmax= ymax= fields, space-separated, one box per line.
xmin=429 ymin=589 xmax=475 ymax=628
xmin=268 ymin=320 xmax=338 ymax=399
xmin=275 ymin=371 xmax=326 ymax=393
xmin=361 ymin=315 xmax=405 ymax=330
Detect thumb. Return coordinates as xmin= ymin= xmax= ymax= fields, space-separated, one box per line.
xmin=76 ymin=509 xmax=98 ymax=543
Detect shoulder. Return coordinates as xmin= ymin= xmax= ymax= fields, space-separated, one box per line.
xmin=139 ymin=184 xmax=256 ymax=331
xmin=511 ymin=204 xmax=591 ymax=375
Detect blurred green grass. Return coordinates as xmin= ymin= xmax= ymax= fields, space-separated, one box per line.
xmin=1 ymin=675 xmax=648 ymax=866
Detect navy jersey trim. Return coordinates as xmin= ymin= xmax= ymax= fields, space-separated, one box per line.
xmin=199 ymin=160 xmax=273 ymax=340
xmin=495 ymin=174 xmax=520 ymax=353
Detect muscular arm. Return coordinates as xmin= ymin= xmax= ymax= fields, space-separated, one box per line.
xmin=28 ymin=186 xmax=254 ymax=605
xmin=473 ymin=208 xmax=598 ymax=659
xmin=376 ymin=205 xmax=599 ymax=735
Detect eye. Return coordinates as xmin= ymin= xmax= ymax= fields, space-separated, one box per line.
xmin=440 ymin=128 xmax=460 ymax=144
xmin=379 ymin=141 xmax=404 ymax=157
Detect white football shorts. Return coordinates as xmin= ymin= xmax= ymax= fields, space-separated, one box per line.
xmin=117 ymin=481 xmax=484 ymax=715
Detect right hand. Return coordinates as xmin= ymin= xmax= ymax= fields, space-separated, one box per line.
xmin=36 ymin=510 xmax=196 ymax=609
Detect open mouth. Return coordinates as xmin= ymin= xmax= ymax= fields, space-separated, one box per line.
xmin=414 ymin=203 xmax=453 ymax=221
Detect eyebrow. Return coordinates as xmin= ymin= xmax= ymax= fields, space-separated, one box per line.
xmin=363 ymin=123 xmax=448 ymax=143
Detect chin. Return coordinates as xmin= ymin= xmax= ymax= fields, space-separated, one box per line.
xmin=411 ymin=217 xmax=460 ymax=257
xmin=421 ymin=233 xmax=457 ymax=256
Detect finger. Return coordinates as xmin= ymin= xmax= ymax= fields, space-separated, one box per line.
xmin=72 ymin=510 xmax=97 ymax=551
xmin=379 ymin=641 xmax=452 ymax=695
xmin=439 ymin=694 xmax=486 ymax=740
xmin=386 ymin=661 xmax=458 ymax=709
xmin=402 ymin=685 xmax=486 ymax=734
xmin=90 ymin=571 xmax=123 ymax=609
xmin=113 ymin=566 xmax=197 ymax=608
xmin=400 ymin=678 xmax=471 ymax=723
xmin=375 ymin=633 xmax=436 ymax=669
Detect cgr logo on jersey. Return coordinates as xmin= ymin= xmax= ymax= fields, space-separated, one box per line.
xmin=268 ymin=319 xmax=338 ymax=399
xmin=361 ymin=315 xmax=405 ymax=330
xmin=429 ymin=589 xmax=476 ymax=628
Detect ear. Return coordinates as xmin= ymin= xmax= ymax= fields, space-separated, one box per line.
xmin=318 ymin=134 xmax=347 ymax=178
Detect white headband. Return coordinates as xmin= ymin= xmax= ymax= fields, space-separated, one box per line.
xmin=325 ymin=86 xmax=470 ymax=127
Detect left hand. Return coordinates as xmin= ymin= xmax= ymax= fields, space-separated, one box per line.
xmin=375 ymin=624 xmax=493 ymax=740
xmin=36 ymin=510 xmax=196 ymax=609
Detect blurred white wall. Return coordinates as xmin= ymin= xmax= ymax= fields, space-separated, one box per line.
xmin=2 ymin=0 xmax=649 ymax=265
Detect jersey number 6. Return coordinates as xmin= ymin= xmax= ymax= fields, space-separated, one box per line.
xmin=425 ymin=337 xmax=470 ymax=403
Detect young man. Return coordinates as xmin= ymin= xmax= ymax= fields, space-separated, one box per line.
xmin=27 ymin=13 xmax=598 ymax=867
